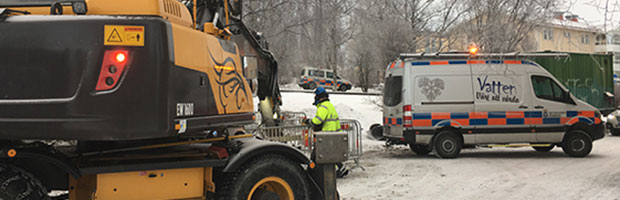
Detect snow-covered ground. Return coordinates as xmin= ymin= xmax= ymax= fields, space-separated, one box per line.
xmin=280 ymin=92 xmax=620 ymax=200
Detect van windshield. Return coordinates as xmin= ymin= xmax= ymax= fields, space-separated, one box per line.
xmin=300 ymin=69 xmax=305 ymax=76
xmin=383 ymin=76 xmax=402 ymax=106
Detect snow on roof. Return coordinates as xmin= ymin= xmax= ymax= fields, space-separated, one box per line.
xmin=543 ymin=18 xmax=601 ymax=32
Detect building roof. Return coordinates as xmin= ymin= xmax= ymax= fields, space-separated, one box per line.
xmin=543 ymin=18 xmax=601 ymax=32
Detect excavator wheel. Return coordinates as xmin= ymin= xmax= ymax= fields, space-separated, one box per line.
xmin=0 ymin=163 xmax=49 ymax=200
xmin=216 ymin=154 xmax=310 ymax=200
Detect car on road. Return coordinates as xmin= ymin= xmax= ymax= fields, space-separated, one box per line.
xmin=382 ymin=53 xmax=605 ymax=158
xmin=299 ymin=67 xmax=352 ymax=91
xmin=606 ymin=109 xmax=620 ymax=136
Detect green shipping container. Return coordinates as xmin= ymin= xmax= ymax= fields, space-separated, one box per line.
xmin=531 ymin=52 xmax=614 ymax=112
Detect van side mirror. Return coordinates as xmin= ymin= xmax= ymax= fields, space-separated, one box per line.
xmin=564 ymin=91 xmax=576 ymax=105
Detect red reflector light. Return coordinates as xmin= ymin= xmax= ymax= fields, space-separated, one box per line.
xmin=96 ymin=50 xmax=129 ymax=91
xmin=403 ymin=105 xmax=412 ymax=111
xmin=115 ymin=52 xmax=127 ymax=63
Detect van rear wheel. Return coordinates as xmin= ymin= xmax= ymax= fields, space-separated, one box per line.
xmin=409 ymin=144 xmax=431 ymax=155
xmin=562 ymin=130 xmax=592 ymax=157
xmin=433 ymin=131 xmax=462 ymax=158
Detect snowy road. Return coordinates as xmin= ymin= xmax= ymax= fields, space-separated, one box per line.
xmin=280 ymin=91 xmax=620 ymax=200
xmin=338 ymin=136 xmax=620 ymax=200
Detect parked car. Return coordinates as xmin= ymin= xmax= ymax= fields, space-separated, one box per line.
xmin=299 ymin=67 xmax=352 ymax=91
xmin=606 ymin=109 xmax=620 ymax=136
xmin=382 ymin=53 xmax=604 ymax=158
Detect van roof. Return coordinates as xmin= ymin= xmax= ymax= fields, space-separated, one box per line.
xmin=387 ymin=59 xmax=541 ymax=70
xmin=398 ymin=52 xmax=568 ymax=61
xmin=302 ymin=67 xmax=333 ymax=72
xmin=386 ymin=52 xmax=570 ymax=69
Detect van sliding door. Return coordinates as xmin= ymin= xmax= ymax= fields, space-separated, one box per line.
xmin=472 ymin=63 xmax=532 ymax=143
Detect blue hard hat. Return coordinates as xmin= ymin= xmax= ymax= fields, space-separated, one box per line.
xmin=315 ymin=87 xmax=326 ymax=95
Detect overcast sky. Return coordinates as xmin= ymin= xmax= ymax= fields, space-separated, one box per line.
xmin=570 ymin=0 xmax=620 ymax=30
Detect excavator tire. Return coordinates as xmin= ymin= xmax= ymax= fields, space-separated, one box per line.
xmin=216 ymin=154 xmax=310 ymax=200
xmin=0 ymin=163 xmax=49 ymax=200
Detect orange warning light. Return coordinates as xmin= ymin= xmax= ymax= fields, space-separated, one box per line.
xmin=469 ymin=46 xmax=478 ymax=55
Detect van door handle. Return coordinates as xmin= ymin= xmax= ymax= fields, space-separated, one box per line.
xmin=518 ymin=105 xmax=528 ymax=109
xmin=534 ymin=105 xmax=544 ymax=109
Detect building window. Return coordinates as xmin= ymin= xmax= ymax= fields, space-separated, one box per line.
xmin=425 ymin=38 xmax=439 ymax=53
xmin=564 ymin=32 xmax=571 ymax=38
xmin=581 ymin=33 xmax=590 ymax=44
xmin=543 ymin=29 xmax=553 ymax=40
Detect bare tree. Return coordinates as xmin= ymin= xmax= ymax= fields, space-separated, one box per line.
xmin=460 ymin=0 xmax=560 ymax=52
xmin=587 ymin=0 xmax=620 ymax=32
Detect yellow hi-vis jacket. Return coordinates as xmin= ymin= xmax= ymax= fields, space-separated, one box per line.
xmin=311 ymin=100 xmax=341 ymax=132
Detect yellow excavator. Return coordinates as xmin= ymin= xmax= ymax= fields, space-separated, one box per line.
xmin=0 ymin=0 xmax=343 ymax=199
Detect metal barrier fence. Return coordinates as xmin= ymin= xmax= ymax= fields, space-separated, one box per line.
xmin=254 ymin=125 xmax=315 ymax=157
xmin=254 ymin=119 xmax=363 ymax=170
xmin=339 ymin=119 xmax=363 ymax=170
xmin=280 ymin=111 xmax=308 ymax=126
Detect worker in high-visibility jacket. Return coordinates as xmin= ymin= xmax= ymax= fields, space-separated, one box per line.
xmin=309 ymin=87 xmax=341 ymax=132
xmin=305 ymin=87 xmax=349 ymax=178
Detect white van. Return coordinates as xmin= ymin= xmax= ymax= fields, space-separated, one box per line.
xmin=299 ymin=67 xmax=352 ymax=91
xmin=383 ymin=53 xmax=605 ymax=158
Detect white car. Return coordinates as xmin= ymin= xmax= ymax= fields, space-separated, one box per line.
xmin=606 ymin=109 xmax=620 ymax=136
xmin=298 ymin=67 xmax=352 ymax=91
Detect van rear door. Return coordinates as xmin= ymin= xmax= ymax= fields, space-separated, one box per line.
xmin=383 ymin=73 xmax=404 ymax=137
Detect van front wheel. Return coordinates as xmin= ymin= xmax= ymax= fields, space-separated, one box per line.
xmin=433 ymin=131 xmax=462 ymax=158
xmin=562 ymin=130 xmax=593 ymax=157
